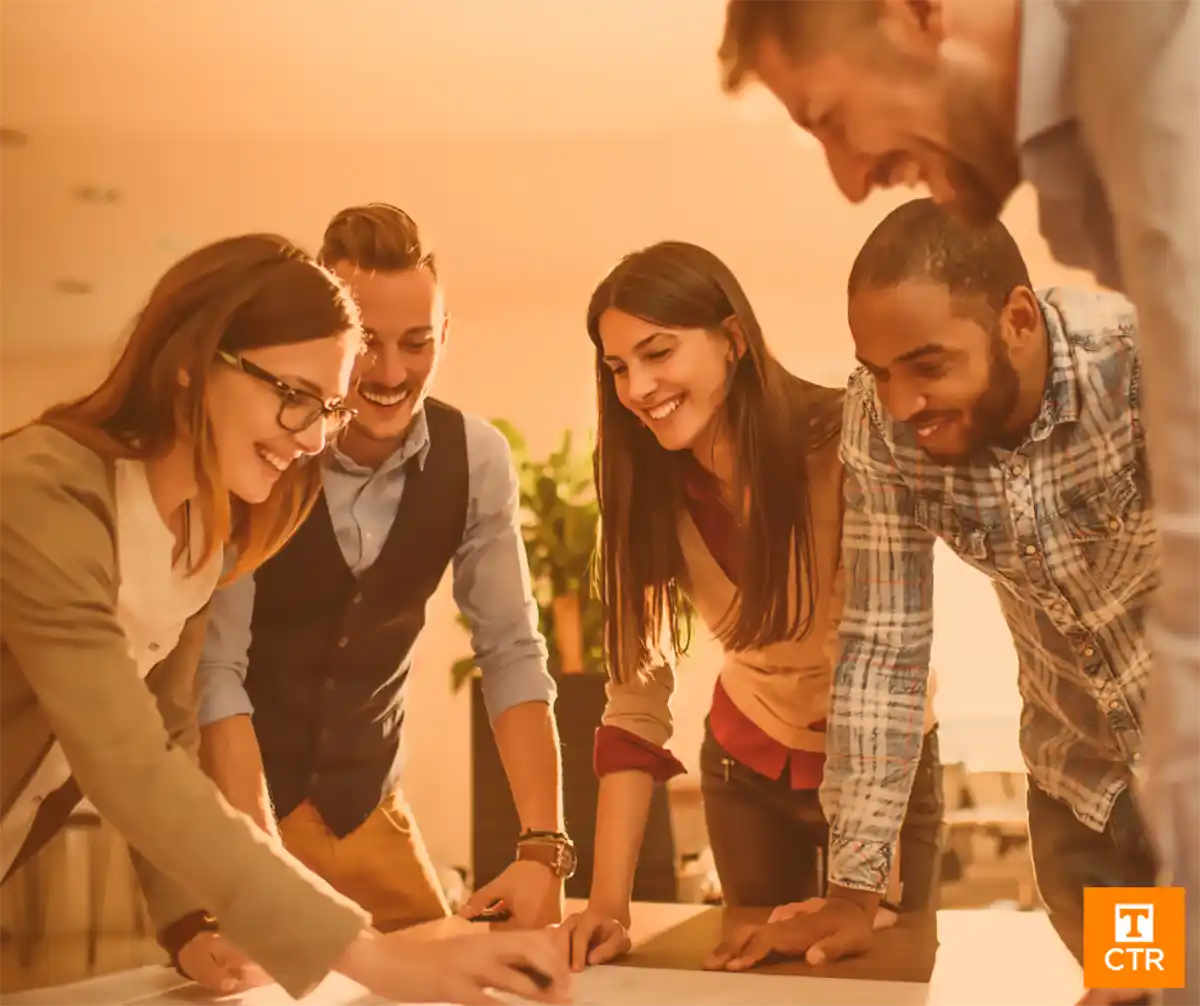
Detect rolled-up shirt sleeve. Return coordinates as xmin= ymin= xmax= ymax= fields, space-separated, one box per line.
xmin=196 ymin=567 xmax=257 ymax=727
xmin=455 ymin=418 xmax=554 ymax=721
xmin=595 ymin=657 xmax=687 ymax=783
xmin=821 ymin=377 xmax=936 ymax=895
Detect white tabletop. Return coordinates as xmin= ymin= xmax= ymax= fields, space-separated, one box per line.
xmin=0 ymin=901 xmax=1084 ymax=1006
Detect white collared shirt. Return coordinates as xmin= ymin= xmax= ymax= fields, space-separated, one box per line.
xmin=0 ymin=459 xmax=221 ymax=877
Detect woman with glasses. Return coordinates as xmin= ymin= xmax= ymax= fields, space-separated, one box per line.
xmin=560 ymin=241 xmax=943 ymax=971
xmin=0 ymin=234 xmax=569 ymax=1005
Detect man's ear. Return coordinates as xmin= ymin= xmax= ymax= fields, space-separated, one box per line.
xmin=878 ymin=0 xmax=947 ymax=54
xmin=1001 ymin=287 xmax=1041 ymax=350
xmin=440 ymin=311 xmax=451 ymax=345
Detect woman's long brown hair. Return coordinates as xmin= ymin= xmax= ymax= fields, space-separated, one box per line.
xmin=587 ymin=241 xmax=842 ymax=683
xmin=39 ymin=233 xmax=362 ymax=582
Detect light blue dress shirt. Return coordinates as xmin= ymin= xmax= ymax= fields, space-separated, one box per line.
xmin=197 ymin=407 xmax=555 ymax=726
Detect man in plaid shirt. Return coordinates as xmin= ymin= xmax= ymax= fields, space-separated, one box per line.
xmin=711 ymin=200 xmax=1158 ymax=972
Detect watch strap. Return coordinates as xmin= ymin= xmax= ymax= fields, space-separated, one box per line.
xmin=160 ymin=909 xmax=220 ymax=975
xmin=515 ymin=832 xmax=577 ymax=879
xmin=518 ymin=828 xmax=570 ymax=843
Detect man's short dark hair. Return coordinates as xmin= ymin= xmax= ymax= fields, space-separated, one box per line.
xmin=318 ymin=203 xmax=437 ymax=277
xmin=719 ymin=0 xmax=883 ymax=93
xmin=847 ymin=198 xmax=1032 ymax=321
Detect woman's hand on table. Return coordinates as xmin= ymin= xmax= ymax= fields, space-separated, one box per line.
xmin=177 ymin=932 xmax=271 ymax=994
xmin=335 ymin=925 xmax=573 ymax=1004
xmin=559 ymin=903 xmax=633 ymax=971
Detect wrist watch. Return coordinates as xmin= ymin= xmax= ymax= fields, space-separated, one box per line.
xmin=160 ymin=909 xmax=219 ymax=976
xmin=516 ymin=829 xmax=578 ymax=880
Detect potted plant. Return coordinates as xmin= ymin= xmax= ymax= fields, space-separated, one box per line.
xmin=457 ymin=421 xmax=677 ymax=903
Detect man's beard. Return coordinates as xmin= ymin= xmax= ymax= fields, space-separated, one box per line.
xmin=936 ymin=75 xmax=1022 ymax=226
xmin=922 ymin=336 xmax=1021 ymax=464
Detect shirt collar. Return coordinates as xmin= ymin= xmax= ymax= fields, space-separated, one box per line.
xmin=327 ymin=406 xmax=432 ymax=477
xmin=1027 ymin=291 xmax=1081 ymax=442
xmin=1016 ymin=0 xmax=1075 ymax=147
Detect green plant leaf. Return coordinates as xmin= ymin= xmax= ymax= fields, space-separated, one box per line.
xmin=491 ymin=418 xmax=528 ymax=460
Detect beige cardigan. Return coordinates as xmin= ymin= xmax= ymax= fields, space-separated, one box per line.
xmin=603 ymin=433 xmax=938 ymax=753
xmin=0 ymin=425 xmax=367 ymax=998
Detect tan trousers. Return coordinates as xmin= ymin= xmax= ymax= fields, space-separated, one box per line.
xmin=279 ymin=791 xmax=450 ymax=933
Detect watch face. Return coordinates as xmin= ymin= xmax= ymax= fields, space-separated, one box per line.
xmin=519 ymin=838 xmax=578 ymax=878
xmin=557 ymin=842 xmax=578 ymax=878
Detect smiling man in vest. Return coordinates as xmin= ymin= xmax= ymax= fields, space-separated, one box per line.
xmin=196 ymin=204 xmax=571 ymax=946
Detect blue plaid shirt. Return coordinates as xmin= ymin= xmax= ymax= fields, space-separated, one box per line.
xmin=822 ymin=286 xmax=1158 ymax=896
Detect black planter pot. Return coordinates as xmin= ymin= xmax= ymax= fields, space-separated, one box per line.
xmin=471 ymin=672 xmax=678 ymax=902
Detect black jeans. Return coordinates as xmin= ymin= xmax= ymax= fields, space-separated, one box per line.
xmin=699 ymin=722 xmax=945 ymax=911
xmin=1027 ymin=779 xmax=1158 ymax=966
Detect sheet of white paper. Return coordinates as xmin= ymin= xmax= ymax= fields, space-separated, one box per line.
xmin=491 ymin=965 xmax=930 ymax=1006
xmin=114 ymin=964 xmax=930 ymax=1006
xmin=14 ymin=965 xmax=936 ymax=1003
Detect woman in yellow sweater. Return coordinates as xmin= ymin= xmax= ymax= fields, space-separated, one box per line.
xmin=561 ymin=241 xmax=942 ymax=970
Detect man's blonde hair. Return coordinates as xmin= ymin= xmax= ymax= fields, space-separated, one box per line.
xmin=319 ymin=203 xmax=437 ymax=277
xmin=718 ymin=0 xmax=883 ymax=93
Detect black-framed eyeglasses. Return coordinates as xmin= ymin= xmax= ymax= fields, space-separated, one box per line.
xmin=217 ymin=349 xmax=357 ymax=435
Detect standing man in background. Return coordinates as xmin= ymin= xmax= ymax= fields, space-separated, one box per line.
xmin=715 ymin=3 xmax=1197 ymax=1002
xmin=197 ymin=204 xmax=573 ymax=952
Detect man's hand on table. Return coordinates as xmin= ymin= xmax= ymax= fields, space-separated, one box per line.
xmin=560 ymin=903 xmax=633 ymax=971
xmin=177 ymin=932 xmax=271 ymax=994
xmin=1077 ymin=988 xmax=1155 ymax=1005
xmin=769 ymin=896 xmax=899 ymax=931
xmin=459 ymin=860 xmax=565 ymax=929
xmin=705 ymin=891 xmax=877 ymax=972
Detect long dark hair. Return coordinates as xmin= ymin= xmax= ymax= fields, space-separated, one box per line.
xmin=39 ymin=234 xmax=362 ymax=582
xmin=587 ymin=241 xmax=842 ymax=684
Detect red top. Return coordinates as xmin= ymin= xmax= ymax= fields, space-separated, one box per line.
xmin=593 ymin=460 xmax=826 ymax=790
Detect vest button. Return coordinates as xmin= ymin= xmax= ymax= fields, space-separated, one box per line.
xmin=338 ymin=635 xmax=349 ymax=648
xmin=352 ymin=593 xmax=363 ymax=605
xmin=323 ymin=678 xmax=335 ymax=691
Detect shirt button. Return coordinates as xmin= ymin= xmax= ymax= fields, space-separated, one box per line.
xmin=338 ymin=635 xmax=349 ymax=648
xmin=1082 ymin=646 xmax=1096 ymax=658
xmin=1109 ymin=700 xmax=1122 ymax=711
xmin=1108 ymin=518 xmax=1121 ymax=532
xmin=1024 ymin=544 xmax=1038 ymax=556
xmin=1010 ymin=463 xmax=1023 ymax=476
